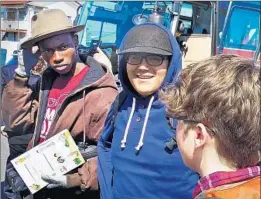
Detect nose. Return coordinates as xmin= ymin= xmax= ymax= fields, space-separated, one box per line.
xmin=138 ymin=58 xmax=150 ymax=70
xmin=53 ymin=50 xmax=63 ymax=64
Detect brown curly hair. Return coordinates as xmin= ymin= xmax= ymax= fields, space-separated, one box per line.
xmin=160 ymin=55 xmax=260 ymax=168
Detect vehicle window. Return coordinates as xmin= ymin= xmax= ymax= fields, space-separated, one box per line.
xmin=78 ymin=1 xmax=173 ymax=48
xmin=179 ymin=2 xmax=212 ymax=35
xmin=193 ymin=4 xmax=212 ymax=34
xmin=180 ymin=2 xmax=193 ymax=18
xmin=81 ymin=20 xmax=117 ymax=46
xmin=217 ymin=2 xmax=229 ymax=44
xmin=223 ymin=6 xmax=260 ymax=52
xmin=179 ymin=3 xmax=193 ymax=33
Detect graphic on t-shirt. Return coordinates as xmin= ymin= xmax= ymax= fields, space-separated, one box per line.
xmin=40 ymin=92 xmax=70 ymax=141
xmin=39 ymin=66 xmax=89 ymax=143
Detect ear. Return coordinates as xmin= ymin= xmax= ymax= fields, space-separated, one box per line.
xmin=193 ymin=123 xmax=210 ymax=149
xmin=73 ymin=34 xmax=79 ymax=47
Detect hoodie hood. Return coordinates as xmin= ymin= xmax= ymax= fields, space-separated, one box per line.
xmin=118 ymin=23 xmax=182 ymax=99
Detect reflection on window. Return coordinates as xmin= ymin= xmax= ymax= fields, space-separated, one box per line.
xmin=180 ymin=3 xmax=193 ymax=17
xmin=81 ymin=20 xmax=116 ymax=46
xmin=101 ymin=22 xmax=116 ymax=44
xmin=179 ymin=3 xmax=193 ymax=34
xmin=81 ymin=20 xmax=101 ymax=46
xmin=224 ymin=7 xmax=260 ymax=52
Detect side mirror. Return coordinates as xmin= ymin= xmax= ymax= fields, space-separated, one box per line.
xmin=132 ymin=14 xmax=148 ymax=25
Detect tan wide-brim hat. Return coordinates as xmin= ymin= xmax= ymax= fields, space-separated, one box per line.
xmin=21 ymin=9 xmax=85 ymax=49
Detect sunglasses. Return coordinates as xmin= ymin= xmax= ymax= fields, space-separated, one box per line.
xmin=165 ymin=116 xmax=215 ymax=152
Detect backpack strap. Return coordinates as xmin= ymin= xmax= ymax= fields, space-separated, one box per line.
xmin=103 ymin=91 xmax=127 ymax=146
xmin=165 ymin=116 xmax=178 ymax=153
xmin=111 ymin=91 xmax=127 ymax=126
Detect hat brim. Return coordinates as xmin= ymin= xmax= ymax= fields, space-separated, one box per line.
xmin=21 ymin=25 xmax=85 ymax=49
xmin=118 ymin=46 xmax=172 ymax=56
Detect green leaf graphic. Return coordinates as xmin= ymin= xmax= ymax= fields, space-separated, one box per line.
xmin=74 ymin=158 xmax=82 ymax=165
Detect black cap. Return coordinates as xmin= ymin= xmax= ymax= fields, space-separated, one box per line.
xmin=118 ymin=24 xmax=172 ymax=56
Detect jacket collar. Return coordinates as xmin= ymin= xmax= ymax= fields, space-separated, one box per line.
xmin=40 ymin=56 xmax=107 ymax=93
xmin=193 ymin=166 xmax=261 ymax=198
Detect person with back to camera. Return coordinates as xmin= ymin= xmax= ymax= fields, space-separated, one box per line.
xmin=161 ymin=55 xmax=260 ymax=199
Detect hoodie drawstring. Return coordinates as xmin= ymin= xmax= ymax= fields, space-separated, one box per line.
xmin=120 ymin=96 xmax=154 ymax=152
xmin=135 ymin=96 xmax=154 ymax=152
xmin=121 ymin=97 xmax=136 ymax=148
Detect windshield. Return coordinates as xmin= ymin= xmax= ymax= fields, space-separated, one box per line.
xmin=223 ymin=6 xmax=260 ymax=53
xmin=179 ymin=2 xmax=193 ymax=34
xmin=77 ymin=1 xmax=173 ymax=48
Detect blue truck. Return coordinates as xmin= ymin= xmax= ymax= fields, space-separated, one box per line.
xmin=75 ymin=1 xmax=260 ymax=69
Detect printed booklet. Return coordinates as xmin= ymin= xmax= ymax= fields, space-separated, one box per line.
xmin=11 ymin=129 xmax=85 ymax=194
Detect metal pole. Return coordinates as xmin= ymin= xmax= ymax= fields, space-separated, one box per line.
xmin=17 ymin=8 xmax=20 ymax=41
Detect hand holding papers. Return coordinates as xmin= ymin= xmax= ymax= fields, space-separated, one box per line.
xmin=11 ymin=130 xmax=85 ymax=194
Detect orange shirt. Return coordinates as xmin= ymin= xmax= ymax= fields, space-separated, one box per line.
xmin=196 ymin=177 xmax=260 ymax=199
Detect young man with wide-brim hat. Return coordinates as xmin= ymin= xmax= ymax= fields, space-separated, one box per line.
xmin=2 ymin=9 xmax=118 ymax=199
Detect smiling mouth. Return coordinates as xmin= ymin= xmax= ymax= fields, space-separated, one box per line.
xmin=137 ymin=74 xmax=154 ymax=79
